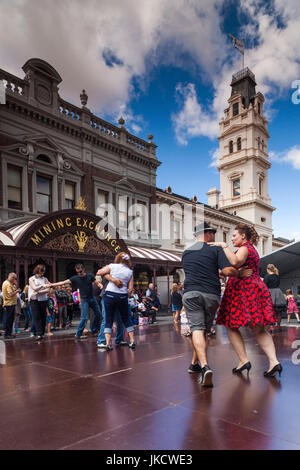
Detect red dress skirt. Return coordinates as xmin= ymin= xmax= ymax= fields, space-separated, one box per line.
xmin=217 ymin=242 xmax=277 ymax=328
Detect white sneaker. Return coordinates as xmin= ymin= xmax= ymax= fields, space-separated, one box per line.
xmin=97 ymin=343 xmax=107 ymax=349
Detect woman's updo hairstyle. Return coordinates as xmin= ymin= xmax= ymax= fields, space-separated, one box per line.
xmin=114 ymin=252 xmax=132 ymax=268
xmin=235 ymin=223 xmax=259 ymax=246
xmin=267 ymin=264 xmax=279 ymax=275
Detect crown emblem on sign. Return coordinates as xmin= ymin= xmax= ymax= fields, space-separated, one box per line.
xmin=74 ymin=231 xmax=88 ymax=252
xmin=75 ymin=197 xmax=87 ymax=211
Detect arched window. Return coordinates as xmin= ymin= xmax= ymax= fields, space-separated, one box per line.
xmin=229 ymin=141 xmax=233 ymax=153
xmin=37 ymin=154 xmax=52 ymax=164
xmin=261 ymin=139 xmax=264 ymax=151
xmin=237 ymin=137 xmax=242 ymax=151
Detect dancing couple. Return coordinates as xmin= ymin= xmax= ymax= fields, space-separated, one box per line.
xmin=182 ymin=222 xmax=281 ymax=387
xmin=49 ymin=252 xmax=136 ymax=350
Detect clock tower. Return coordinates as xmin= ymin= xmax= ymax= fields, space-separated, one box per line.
xmin=215 ymin=67 xmax=275 ymax=255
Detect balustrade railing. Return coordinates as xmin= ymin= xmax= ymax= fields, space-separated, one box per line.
xmin=89 ymin=116 xmax=120 ymax=139
xmin=0 ymin=69 xmax=27 ymax=97
xmin=58 ymin=99 xmax=82 ymax=121
xmin=126 ymin=132 xmax=149 ymax=152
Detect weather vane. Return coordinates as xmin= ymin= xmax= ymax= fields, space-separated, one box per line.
xmin=229 ymin=33 xmax=245 ymax=69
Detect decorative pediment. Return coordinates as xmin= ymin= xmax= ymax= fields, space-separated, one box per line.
xmin=228 ymin=170 xmax=244 ymax=181
xmin=23 ymin=133 xmax=69 ymax=155
xmin=115 ymin=177 xmax=136 ymax=192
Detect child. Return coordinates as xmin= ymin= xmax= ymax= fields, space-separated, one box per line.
xmin=180 ymin=307 xmax=191 ymax=337
xmin=46 ymin=289 xmax=56 ymax=336
xmin=286 ymin=290 xmax=300 ymax=323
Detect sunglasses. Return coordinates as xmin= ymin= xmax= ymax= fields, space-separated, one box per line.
xmin=77 ymin=270 xmax=84 ymax=274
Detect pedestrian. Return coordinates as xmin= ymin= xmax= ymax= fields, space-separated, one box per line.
xmin=13 ymin=292 xmax=22 ymax=334
xmin=28 ymin=265 xmax=50 ymax=341
xmin=211 ymin=223 xmax=282 ymax=378
xmin=46 ymin=288 xmax=55 ymax=336
xmin=22 ymin=285 xmax=32 ymax=332
xmin=49 ymin=264 xmax=102 ymax=339
xmin=97 ymin=277 xmax=128 ymax=348
xmin=182 ymin=222 xmax=252 ymax=387
xmin=263 ymin=264 xmax=287 ymax=330
xmin=66 ymin=286 xmax=74 ymax=327
xmin=96 ymin=252 xmax=135 ymax=350
xmin=55 ymin=285 xmax=68 ymax=329
xmin=285 ymin=289 xmax=300 ymax=323
xmin=2 ymin=273 xmax=21 ymax=339
xmin=171 ymin=283 xmax=183 ymax=323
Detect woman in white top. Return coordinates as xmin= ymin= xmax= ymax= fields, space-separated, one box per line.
xmin=28 ymin=264 xmax=50 ymax=340
xmin=96 ymin=252 xmax=135 ymax=350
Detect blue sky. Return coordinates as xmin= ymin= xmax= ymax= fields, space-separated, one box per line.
xmin=1 ymin=0 xmax=300 ymax=240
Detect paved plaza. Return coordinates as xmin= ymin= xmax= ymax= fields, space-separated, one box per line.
xmin=0 ymin=322 xmax=299 ymax=450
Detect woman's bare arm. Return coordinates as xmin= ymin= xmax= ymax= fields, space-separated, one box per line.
xmin=208 ymin=242 xmax=248 ymax=268
xmin=96 ymin=265 xmax=111 ymax=277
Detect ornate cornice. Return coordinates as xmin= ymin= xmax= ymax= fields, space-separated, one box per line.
xmin=3 ymin=96 xmax=161 ymax=171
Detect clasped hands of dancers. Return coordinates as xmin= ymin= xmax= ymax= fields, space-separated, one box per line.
xmin=182 ymin=222 xmax=282 ymax=387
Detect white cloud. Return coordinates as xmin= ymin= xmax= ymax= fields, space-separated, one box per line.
xmin=173 ymin=0 xmax=300 ymax=144
xmin=172 ymin=84 xmax=219 ymax=145
xmin=2 ymin=0 xmax=300 ymax=144
xmin=270 ymin=146 xmax=300 ymax=169
xmin=209 ymin=148 xmax=220 ymax=168
xmin=0 ymin=0 xmax=225 ymax=133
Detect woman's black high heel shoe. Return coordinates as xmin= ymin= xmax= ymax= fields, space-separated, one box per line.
xmin=263 ymin=363 xmax=282 ymax=378
xmin=232 ymin=361 xmax=252 ymax=374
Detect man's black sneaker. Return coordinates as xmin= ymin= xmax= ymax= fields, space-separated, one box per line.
xmin=4 ymin=334 xmax=16 ymax=340
xmin=115 ymin=341 xmax=128 ymax=347
xmin=199 ymin=365 xmax=213 ymax=387
xmin=128 ymin=342 xmax=136 ymax=349
xmin=188 ymin=363 xmax=202 ymax=374
xmin=106 ymin=344 xmax=113 ymax=351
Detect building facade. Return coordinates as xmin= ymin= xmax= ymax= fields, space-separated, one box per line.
xmin=0 ymin=59 xmax=289 ymax=306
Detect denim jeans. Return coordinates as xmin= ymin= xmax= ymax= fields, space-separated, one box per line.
xmin=97 ymin=298 xmax=125 ymax=345
xmin=23 ymin=306 xmax=32 ymax=330
xmin=76 ymin=296 xmax=101 ymax=338
xmin=103 ymin=292 xmax=134 ymax=334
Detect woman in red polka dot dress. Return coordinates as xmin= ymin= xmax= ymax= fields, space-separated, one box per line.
xmin=210 ymin=224 xmax=282 ymax=378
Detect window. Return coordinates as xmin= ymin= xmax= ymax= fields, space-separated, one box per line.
xmin=262 ymin=238 xmax=266 ymax=255
xmin=174 ymin=220 xmax=181 ymax=243
xmin=237 ymin=137 xmax=242 ymax=151
xmin=233 ymin=102 xmax=239 ymax=116
xmin=37 ymin=154 xmax=52 ymax=164
xmin=97 ymin=190 xmax=109 ymax=218
xmin=223 ymin=232 xmax=227 ymax=243
xmin=7 ymin=165 xmax=22 ymax=210
xmin=65 ymin=181 xmax=75 ymax=209
xmin=229 ymin=141 xmax=234 ymax=153
xmin=259 ymin=178 xmax=263 ymax=196
xmin=261 ymin=139 xmax=264 ymax=151
xmin=258 ymin=102 xmax=261 ymax=115
xmin=118 ymin=195 xmax=128 ymax=229
xmin=233 ymin=179 xmax=240 ymax=197
xmin=36 ymin=175 xmax=52 ymax=213
xmin=136 ymin=201 xmax=147 ymax=232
